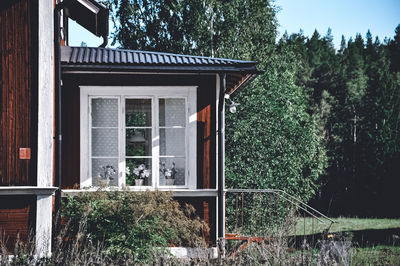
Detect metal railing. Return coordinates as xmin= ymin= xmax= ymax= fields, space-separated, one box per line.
xmin=224 ymin=189 xmax=334 ymax=250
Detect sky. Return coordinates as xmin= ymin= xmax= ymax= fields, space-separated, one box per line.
xmin=69 ymin=0 xmax=400 ymax=50
xmin=276 ymin=0 xmax=400 ymax=48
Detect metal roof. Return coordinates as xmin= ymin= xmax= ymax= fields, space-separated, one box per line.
xmin=61 ymin=46 xmax=261 ymax=93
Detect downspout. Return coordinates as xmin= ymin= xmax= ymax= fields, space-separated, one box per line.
xmin=54 ymin=0 xmax=67 ymax=219
xmin=218 ymin=74 xmax=226 ymax=240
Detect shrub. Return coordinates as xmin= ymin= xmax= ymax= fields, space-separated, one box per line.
xmin=62 ymin=190 xmax=208 ymax=262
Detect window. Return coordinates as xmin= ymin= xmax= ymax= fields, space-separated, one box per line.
xmin=80 ymin=86 xmax=197 ymax=189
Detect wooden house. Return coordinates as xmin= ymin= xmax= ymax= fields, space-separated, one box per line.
xmin=0 ymin=0 xmax=259 ymax=256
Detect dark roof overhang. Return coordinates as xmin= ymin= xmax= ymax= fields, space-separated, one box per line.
xmin=61 ymin=46 xmax=262 ymax=93
xmin=62 ymin=0 xmax=109 ymax=46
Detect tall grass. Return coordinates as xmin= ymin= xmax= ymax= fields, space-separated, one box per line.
xmin=1 ymin=190 xmax=398 ymax=265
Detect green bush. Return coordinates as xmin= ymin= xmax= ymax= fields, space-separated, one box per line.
xmin=62 ymin=190 xmax=208 ymax=262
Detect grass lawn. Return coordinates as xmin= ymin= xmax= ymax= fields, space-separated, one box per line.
xmin=295 ymin=217 xmax=400 ymax=235
xmin=351 ymin=246 xmax=400 ymax=265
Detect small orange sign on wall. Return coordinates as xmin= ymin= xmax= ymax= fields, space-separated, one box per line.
xmin=19 ymin=148 xmax=31 ymax=160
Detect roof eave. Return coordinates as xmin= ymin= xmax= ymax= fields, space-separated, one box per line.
xmin=61 ymin=63 xmax=259 ymax=74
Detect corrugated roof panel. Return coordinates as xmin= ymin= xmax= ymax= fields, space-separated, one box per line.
xmin=151 ymin=53 xmax=158 ymax=63
xmin=145 ymin=53 xmax=151 ymax=63
xmin=102 ymin=49 xmax=108 ymax=63
xmin=182 ymin=56 xmax=189 ymax=64
xmin=61 ymin=47 xmax=258 ymax=68
xmin=70 ymin=47 xmax=78 ymax=62
xmin=76 ymin=48 xmax=84 ymax=63
xmin=61 ymin=47 xmax=260 ymax=95
xmin=115 ymin=50 xmax=121 ymax=63
xmin=139 ymin=53 xmax=145 ymax=63
xmin=164 ymin=55 xmax=171 ymax=64
xmin=95 ymin=48 xmax=102 ymax=63
xmin=109 ymin=50 xmax=114 ymax=63
xmin=132 ymin=52 xmax=139 ymax=63
xmin=159 ymin=54 xmax=165 ymax=64
xmin=171 ymin=55 xmax=178 ymax=64
xmin=156 ymin=54 xmax=164 ymax=64
xmin=88 ymin=48 xmax=94 ymax=63
xmin=126 ymin=51 xmax=133 ymax=63
xmin=83 ymin=48 xmax=90 ymax=63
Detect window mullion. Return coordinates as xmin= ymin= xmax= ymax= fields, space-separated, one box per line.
xmin=185 ymin=97 xmax=189 ymax=188
xmin=120 ymin=96 xmax=125 ymax=187
xmin=87 ymin=96 xmax=92 ymax=186
xmin=153 ymin=96 xmax=159 ymax=188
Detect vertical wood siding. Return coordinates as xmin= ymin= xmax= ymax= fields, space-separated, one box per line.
xmin=0 ymin=0 xmax=36 ymax=186
xmin=0 ymin=196 xmax=36 ymax=252
xmin=196 ymin=81 xmax=216 ymax=189
xmin=61 ymin=82 xmax=80 ymax=189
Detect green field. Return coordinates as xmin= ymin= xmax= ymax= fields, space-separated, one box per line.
xmin=295 ymin=217 xmax=400 ymax=235
xmin=293 ymin=217 xmax=400 ymax=264
xmin=351 ymin=246 xmax=400 ymax=265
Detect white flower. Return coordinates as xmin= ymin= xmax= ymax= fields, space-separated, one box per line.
xmin=143 ymin=170 xmax=151 ymax=177
xmin=133 ymin=168 xmax=140 ymax=176
xmin=126 ymin=167 xmax=131 ymax=175
xmin=165 ymin=169 xmax=172 ymax=177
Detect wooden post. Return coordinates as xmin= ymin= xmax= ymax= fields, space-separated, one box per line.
xmin=36 ymin=0 xmax=54 ymax=257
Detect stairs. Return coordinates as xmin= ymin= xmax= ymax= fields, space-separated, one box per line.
xmin=223 ymin=189 xmax=334 ymax=255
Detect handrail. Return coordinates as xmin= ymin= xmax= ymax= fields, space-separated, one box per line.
xmin=225 ymin=188 xmax=334 ymax=227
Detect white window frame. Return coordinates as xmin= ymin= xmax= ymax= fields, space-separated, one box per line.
xmin=80 ymin=86 xmax=197 ymax=190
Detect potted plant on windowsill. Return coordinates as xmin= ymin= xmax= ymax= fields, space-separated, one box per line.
xmin=127 ymin=164 xmax=151 ymax=186
xmin=160 ymin=162 xmax=177 ymax=186
xmin=96 ymin=164 xmax=116 ymax=186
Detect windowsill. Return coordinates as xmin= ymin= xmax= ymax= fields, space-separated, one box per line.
xmin=61 ymin=187 xmax=218 ymax=197
xmin=0 ymin=186 xmax=58 ymax=195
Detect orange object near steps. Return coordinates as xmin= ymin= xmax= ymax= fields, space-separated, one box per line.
xmin=225 ymin=233 xmax=273 ymax=257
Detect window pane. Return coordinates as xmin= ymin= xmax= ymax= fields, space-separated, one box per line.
xmin=126 ymin=158 xmax=152 ymax=186
xmin=160 ymin=128 xmax=185 ymax=156
xmin=91 ymin=98 xmax=118 ymax=127
xmin=92 ymin=158 xmax=118 ymax=186
xmin=126 ymin=99 xmax=152 ymax=127
xmin=126 ymin=129 xmax=152 ymax=156
xmin=159 ymin=158 xmax=185 ymax=186
xmin=159 ymin=98 xmax=185 ymax=127
xmin=92 ymin=128 xmax=118 ymax=157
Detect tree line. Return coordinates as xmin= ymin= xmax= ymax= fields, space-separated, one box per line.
xmin=102 ymin=0 xmax=399 ymax=217
xmin=280 ymin=28 xmax=400 ymax=217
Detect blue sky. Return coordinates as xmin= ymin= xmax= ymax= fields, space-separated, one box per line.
xmin=69 ymin=0 xmax=400 ymax=50
xmin=276 ymin=0 xmax=400 ymax=48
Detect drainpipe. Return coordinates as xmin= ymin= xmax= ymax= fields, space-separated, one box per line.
xmin=218 ymin=74 xmax=226 ymax=241
xmin=54 ymin=0 xmax=67 ymax=220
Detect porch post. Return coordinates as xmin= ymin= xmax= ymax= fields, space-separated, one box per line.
xmin=36 ymin=0 xmax=54 ymax=257
xmin=217 ymin=74 xmax=226 ymax=240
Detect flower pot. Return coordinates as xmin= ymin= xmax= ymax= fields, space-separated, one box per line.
xmin=135 ymin=179 xmax=144 ymax=186
xmin=165 ymin=179 xmax=175 ymax=186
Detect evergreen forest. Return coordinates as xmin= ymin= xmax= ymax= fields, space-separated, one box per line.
xmin=102 ymin=0 xmax=400 ymax=217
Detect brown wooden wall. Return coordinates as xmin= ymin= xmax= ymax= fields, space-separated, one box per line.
xmin=0 ymin=196 xmax=36 ymax=252
xmin=61 ymin=74 xmax=217 ymax=189
xmin=176 ymin=197 xmax=216 ymax=245
xmin=0 ymin=0 xmax=37 ymax=186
